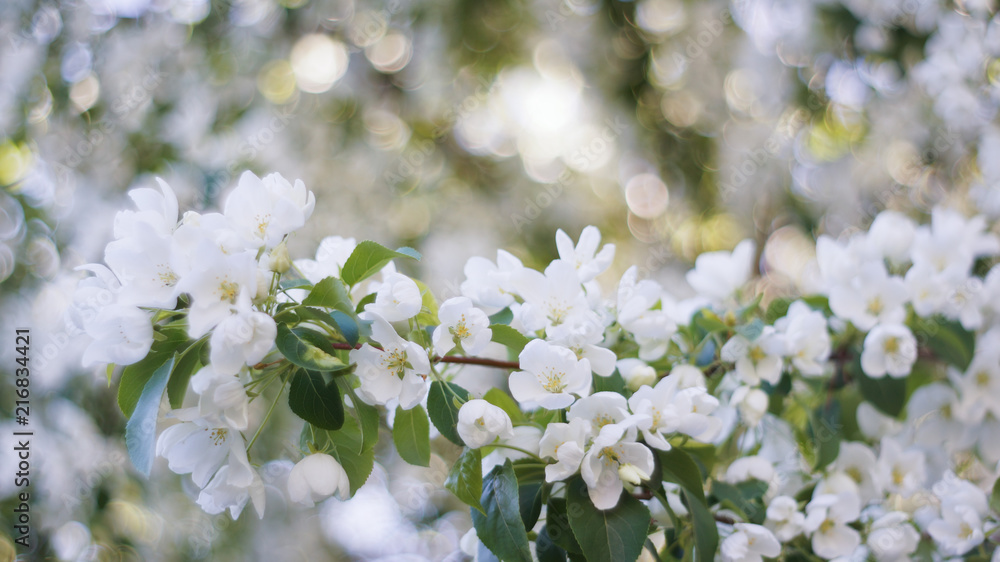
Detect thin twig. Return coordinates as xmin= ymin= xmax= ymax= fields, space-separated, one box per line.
xmin=325 ymin=342 xmax=520 ymax=370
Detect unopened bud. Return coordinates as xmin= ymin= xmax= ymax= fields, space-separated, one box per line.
xmin=267 ymin=242 xmax=292 ymax=274
xmin=617 ymin=463 xmax=649 ymax=486
xmin=625 ymin=364 xmax=658 ymax=391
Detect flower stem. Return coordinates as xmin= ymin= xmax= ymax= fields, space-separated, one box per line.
xmin=246 ymin=376 xmax=288 ymax=452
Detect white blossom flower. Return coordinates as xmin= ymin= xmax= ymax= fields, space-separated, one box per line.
xmin=287 ymin=453 xmax=351 ymax=507
xmin=866 ymin=512 xmax=919 ymax=562
xmin=731 ymin=386 xmax=769 ymax=427
xmin=616 ymin=266 xmax=677 ymax=361
xmin=765 ymin=495 xmax=805 ymax=542
xmin=828 ymin=262 xmax=907 ymax=331
xmin=177 ymin=244 xmax=259 ymax=338
xmin=457 ymin=399 xmax=514 ymax=448
xmin=867 ymin=210 xmax=916 ymax=265
xmin=80 ymin=303 xmax=154 ymax=367
xmin=187 ymin=365 xmax=251 ymax=430
xmin=432 ymin=297 xmax=492 ymax=356
xmin=555 ymin=225 xmax=615 ymax=283
xmin=539 ymin=417 xmax=591 ymax=482
xmin=580 ymin=427 xmax=654 ymax=510
xmin=545 ymin=309 xmax=616 ymax=376
xmin=196 ymin=451 xmax=265 ymax=518
xmin=721 ymin=328 xmax=785 ymax=385
xmin=721 ymin=523 xmax=781 ymax=562
xmin=209 ymin=292 xmax=277 ymax=375
xmin=509 ymin=339 xmax=591 ymax=409
xmin=876 ymin=437 xmax=926 ymax=498
xmin=156 ymin=416 xmax=248 ymax=488
xmin=223 ymin=171 xmax=315 ymax=248
xmin=461 ymin=249 xmax=524 ymax=309
xmin=803 ymin=492 xmax=861 ymax=560
xmin=831 ymin=442 xmax=882 ymax=502
xmin=927 ymin=504 xmax=984 ymax=556
xmin=776 ymin=301 xmax=830 ymax=376
xmin=629 ymin=376 xmax=721 ymax=448
xmin=364 ymin=272 xmax=422 ymax=322
xmin=104 ymin=221 xmax=181 ymax=309
xmin=725 ymin=456 xmax=774 ymax=484
xmin=113 ymin=177 xmax=179 ymax=240
xmin=616 ymin=358 xmax=658 ymax=391
xmin=685 ymin=239 xmax=756 ymax=304
xmin=861 ymin=324 xmax=917 ymax=378
xmin=349 ymin=313 xmax=430 ymax=409
xmin=512 ymin=259 xmax=591 ymax=334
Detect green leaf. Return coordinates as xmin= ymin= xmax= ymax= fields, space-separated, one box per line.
xmin=658 ymin=447 xmax=706 ymax=505
xmin=915 ymin=317 xmax=975 ymax=370
xmin=288 ymin=369 xmax=345 ymax=430
xmin=330 ymin=310 xmax=361 ymax=346
xmin=490 ymin=324 xmax=531 ymax=355
xmin=472 ymin=460 xmax=532 ymax=562
xmin=593 ymin=370 xmax=627 ymax=394
xmin=117 ymin=327 xmax=189 ymax=417
xmin=303 ymin=276 xmax=356 ymax=316
xmin=446 ymin=448 xmax=485 ymax=514
xmin=684 ymin=488 xmax=719 ymax=562
xmin=393 ymin=405 xmax=431 ymax=467
xmin=125 ymin=355 xmax=175 ymax=476
xmin=537 ymin=526 xmax=569 ymax=562
xmin=519 ymin=482 xmax=545 ymax=530
xmin=710 ymin=480 xmax=768 ymax=523
xmin=336 ymin=379 xmax=380 ymax=452
xmin=483 ymin=388 xmax=527 ymax=423
xmin=692 ymin=309 xmax=729 ymax=334
xmin=275 ymin=324 xmax=347 ymax=371
xmin=341 ymin=241 xmax=420 ymax=288
xmin=488 ymin=307 xmax=513 ymax=326
xmin=414 ymin=279 xmax=439 ymax=326
xmin=566 ymin=476 xmax=650 ymax=562
xmin=427 ymin=380 xmax=469 ymax=445
xmin=764 ymin=298 xmax=792 ymax=324
xmin=546 ymin=498 xmax=582 ymax=554
xmin=167 ymin=338 xmax=206 ymax=409
xmin=810 ymin=399 xmax=842 ymax=471
xmin=735 ymin=318 xmax=765 ymax=341
xmin=856 ymin=365 xmax=907 ymax=417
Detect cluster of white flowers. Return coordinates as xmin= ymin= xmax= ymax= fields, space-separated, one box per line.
xmin=76 ymin=181 xmax=1000 ymax=560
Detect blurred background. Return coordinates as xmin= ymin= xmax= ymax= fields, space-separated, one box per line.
xmin=0 ymin=0 xmax=997 ymax=559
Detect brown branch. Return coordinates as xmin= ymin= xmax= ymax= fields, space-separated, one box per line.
xmin=325 ymin=342 xmax=520 ymax=370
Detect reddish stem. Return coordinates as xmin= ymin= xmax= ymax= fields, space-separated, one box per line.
xmin=326 ymin=342 xmax=520 ymax=370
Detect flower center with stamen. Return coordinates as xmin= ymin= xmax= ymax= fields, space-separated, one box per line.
xmin=452 ymin=315 xmax=471 ymax=340
xmin=383 ymin=349 xmax=408 ymax=378
xmin=593 ymin=414 xmax=615 ymax=428
xmin=892 ymin=467 xmax=905 ymax=486
xmin=218 ymin=280 xmax=239 ymax=304
xmin=867 ymin=296 xmax=884 ymax=316
xmin=749 ymin=345 xmax=766 ymax=362
xmin=255 ymin=213 xmax=271 ymax=238
xmin=846 ymin=467 xmax=863 ymax=483
xmin=883 ymin=336 xmax=899 ymax=354
xmin=209 ymin=428 xmax=228 ymax=446
xmin=819 ymin=519 xmax=835 ymax=534
xmin=540 ymin=367 xmax=568 ymax=393
xmin=976 ymin=371 xmax=991 ymax=387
